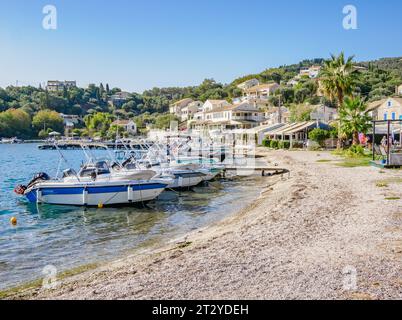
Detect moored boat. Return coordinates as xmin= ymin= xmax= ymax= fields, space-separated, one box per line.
xmin=15 ymin=172 xmax=172 ymax=207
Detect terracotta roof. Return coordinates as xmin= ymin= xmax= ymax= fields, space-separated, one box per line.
xmin=245 ymin=83 xmax=279 ymax=92
xmin=205 ymin=99 xmax=229 ymax=104
xmin=172 ymin=98 xmax=193 ymax=106
xmin=204 ymin=103 xmax=261 ymax=114
xmin=112 ymin=120 xmax=132 ymax=125
xmin=367 ymin=97 xmax=402 ymax=111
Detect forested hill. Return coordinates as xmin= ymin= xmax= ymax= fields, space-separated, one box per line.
xmin=1 ymin=55 xmax=401 ymax=138
xmin=356 ymin=57 xmax=402 ymax=77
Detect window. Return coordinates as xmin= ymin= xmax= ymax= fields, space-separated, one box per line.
xmin=384 ymin=113 xmax=388 ymax=120
xmin=392 ymin=112 xmax=396 ymax=120
xmin=387 ymin=101 xmax=392 ymax=107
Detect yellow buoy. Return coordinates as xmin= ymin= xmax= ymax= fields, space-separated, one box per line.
xmin=10 ymin=216 xmax=17 ymax=226
xmin=98 ymin=203 xmax=104 ymax=208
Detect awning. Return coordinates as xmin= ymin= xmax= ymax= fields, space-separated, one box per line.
xmin=265 ymin=121 xmax=329 ymax=136
xmin=244 ymin=123 xmax=285 ymax=134
xmin=283 ymin=121 xmax=318 ymax=134
xmin=265 ymin=122 xmax=308 ymax=136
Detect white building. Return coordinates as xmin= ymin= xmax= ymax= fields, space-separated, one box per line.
xmin=237 ymin=78 xmax=260 ymax=90
xmin=59 ymin=113 xmax=82 ymax=128
xmin=310 ymin=105 xmax=338 ymax=122
xmin=396 ymin=84 xmax=402 ymax=95
xmin=109 ymin=92 xmax=131 ymax=108
xmin=244 ymin=83 xmax=280 ymax=100
xmin=189 ymin=102 xmax=265 ymax=131
xmin=287 ymin=79 xmax=299 ymax=87
xmin=263 ymin=107 xmax=291 ymax=125
xmin=169 ymin=98 xmax=193 ymax=116
xmin=298 ymin=66 xmax=321 ymax=79
xmin=367 ymin=97 xmax=402 ymax=121
xmin=112 ymin=119 xmax=137 ymax=135
xmin=201 ymin=99 xmax=231 ymax=112
xmin=47 ymin=80 xmax=76 ymax=91
xmin=180 ymin=101 xmax=202 ymax=122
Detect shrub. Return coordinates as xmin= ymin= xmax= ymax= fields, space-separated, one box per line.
xmin=346 ymin=145 xmax=366 ymax=157
xmin=278 ymin=140 xmax=291 ymax=149
xmin=309 ymin=128 xmax=330 ymax=147
xmin=262 ymin=139 xmax=270 ymax=147
xmin=292 ymin=142 xmax=304 ymax=149
xmin=270 ymin=140 xmax=279 ymax=149
xmin=38 ymin=128 xmax=51 ymax=138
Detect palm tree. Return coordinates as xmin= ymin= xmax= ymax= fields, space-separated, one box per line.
xmin=320 ymin=52 xmax=357 ymax=148
xmin=339 ymin=96 xmax=371 ymax=145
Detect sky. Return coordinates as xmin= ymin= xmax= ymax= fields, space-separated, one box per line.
xmin=0 ymin=0 xmax=401 ymax=92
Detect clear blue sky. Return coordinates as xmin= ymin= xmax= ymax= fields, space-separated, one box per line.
xmin=0 ymin=0 xmax=401 ymax=92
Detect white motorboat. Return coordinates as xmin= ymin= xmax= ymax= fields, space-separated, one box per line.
xmin=15 ymin=170 xmax=172 ymax=207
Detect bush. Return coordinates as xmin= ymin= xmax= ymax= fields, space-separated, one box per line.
xmin=346 ymin=145 xmax=366 ymax=158
xmin=278 ymin=140 xmax=291 ymax=149
xmin=292 ymin=142 xmax=304 ymax=149
xmin=309 ymin=128 xmax=330 ymax=147
xmin=262 ymin=139 xmax=270 ymax=147
xmin=38 ymin=128 xmax=51 ymax=138
xmin=270 ymin=140 xmax=279 ymax=149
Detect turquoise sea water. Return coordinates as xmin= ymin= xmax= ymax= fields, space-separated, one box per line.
xmin=0 ymin=144 xmax=264 ymax=290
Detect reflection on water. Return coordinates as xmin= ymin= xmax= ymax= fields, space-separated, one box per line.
xmin=0 ymin=144 xmax=265 ymax=289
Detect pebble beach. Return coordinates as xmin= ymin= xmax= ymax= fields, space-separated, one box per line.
xmin=7 ymin=149 xmax=402 ymax=300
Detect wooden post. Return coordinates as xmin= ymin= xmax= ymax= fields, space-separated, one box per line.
xmin=387 ymin=120 xmax=391 ymax=166
xmin=372 ymin=121 xmax=376 ymax=161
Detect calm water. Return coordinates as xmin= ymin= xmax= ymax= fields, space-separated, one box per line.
xmin=0 ymin=144 xmax=265 ymax=290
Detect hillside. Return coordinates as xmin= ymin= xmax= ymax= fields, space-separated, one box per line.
xmin=1 ymin=55 xmax=402 ymax=138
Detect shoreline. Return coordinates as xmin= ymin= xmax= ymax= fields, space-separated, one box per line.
xmin=4 ymin=149 xmax=402 ymax=300
xmin=1 ymin=164 xmax=277 ymax=298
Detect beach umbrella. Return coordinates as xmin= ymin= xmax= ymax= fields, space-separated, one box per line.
xmin=48 ymin=131 xmax=61 ymax=136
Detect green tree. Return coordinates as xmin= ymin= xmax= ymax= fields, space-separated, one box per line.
xmin=32 ymin=110 xmax=64 ymax=136
xmin=99 ymin=83 xmax=105 ymax=96
xmin=320 ymin=52 xmax=357 ymax=148
xmin=0 ymin=108 xmax=31 ymax=138
xmin=339 ymin=96 xmax=371 ymax=145
xmin=38 ymin=128 xmax=52 ymax=138
xmin=0 ymin=109 xmax=31 ymax=138
xmin=154 ymin=114 xmax=179 ymax=129
xmin=309 ymin=128 xmax=330 ymax=147
xmin=84 ymin=112 xmax=113 ymax=137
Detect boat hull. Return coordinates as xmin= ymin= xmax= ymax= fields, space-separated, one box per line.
xmin=24 ymin=181 xmax=168 ymax=206
xmin=199 ymin=167 xmax=223 ymax=181
xmin=168 ymin=172 xmax=205 ymax=189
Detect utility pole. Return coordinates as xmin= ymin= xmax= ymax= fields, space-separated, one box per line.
xmin=278 ymin=94 xmax=282 ymax=123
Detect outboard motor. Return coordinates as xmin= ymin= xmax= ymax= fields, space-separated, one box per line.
xmin=27 ymin=172 xmax=50 ymax=188
xmin=14 ymin=172 xmax=50 ymax=195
